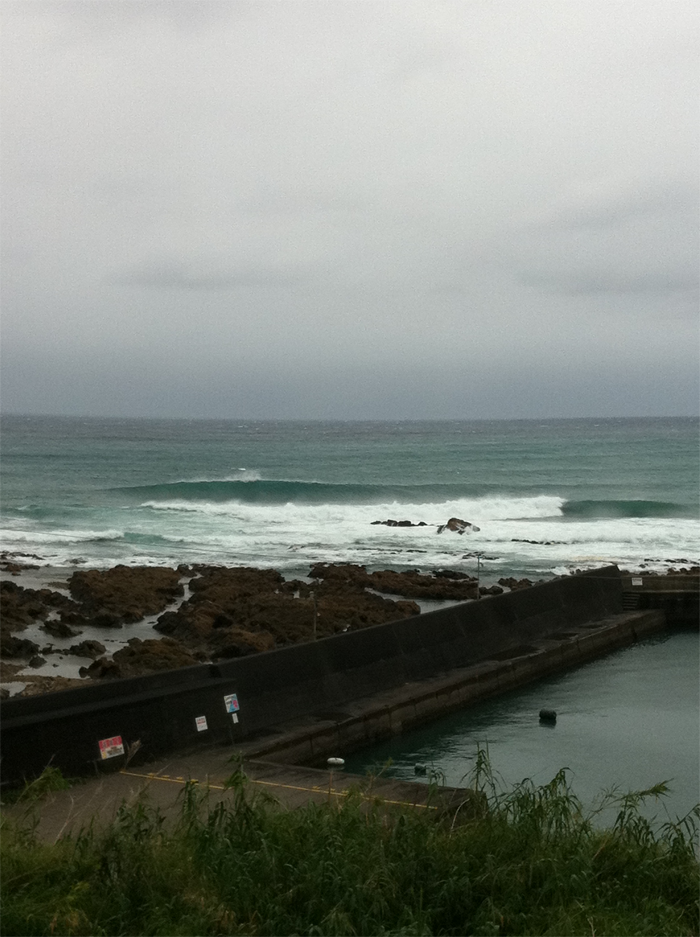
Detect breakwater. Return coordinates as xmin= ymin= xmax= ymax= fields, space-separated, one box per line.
xmin=0 ymin=566 xmax=674 ymax=785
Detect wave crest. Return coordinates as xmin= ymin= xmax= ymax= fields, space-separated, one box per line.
xmin=562 ymin=499 xmax=694 ymax=519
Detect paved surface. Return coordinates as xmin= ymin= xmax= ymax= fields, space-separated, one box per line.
xmin=2 ymin=748 xmax=464 ymax=843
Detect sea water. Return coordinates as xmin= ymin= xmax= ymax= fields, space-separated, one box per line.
xmin=1 ymin=415 xmax=698 ymax=579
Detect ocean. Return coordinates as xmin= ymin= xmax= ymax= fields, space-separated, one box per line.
xmin=1 ymin=415 xmax=698 ymax=581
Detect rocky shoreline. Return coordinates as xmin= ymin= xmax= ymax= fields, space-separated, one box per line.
xmin=0 ymin=559 xmax=483 ymax=697
xmin=1 ymin=554 xmax=697 ymax=698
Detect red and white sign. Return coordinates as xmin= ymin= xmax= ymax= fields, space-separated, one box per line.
xmin=98 ymin=736 xmax=125 ymax=760
xmin=195 ymin=715 xmax=208 ymax=732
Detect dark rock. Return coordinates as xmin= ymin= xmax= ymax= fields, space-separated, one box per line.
xmin=43 ymin=620 xmax=82 ymax=639
xmin=154 ymin=563 xmax=421 ymax=654
xmin=81 ymin=637 xmax=203 ymax=680
xmin=0 ymin=687 xmax=10 ymax=700
xmin=369 ymin=569 xmax=479 ymax=600
xmin=17 ymin=676 xmax=85 ymax=696
xmin=308 ymin=563 xmax=480 ymax=601
xmin=437 ymin=517 xmax=480 ymax=535
xmin=1 ymin=635 xmax=41 ymax=659
xmin=309 ymin=563 xmax=369 ymax=585
xmin=371 ymin=519 xmax=428 ymax=527
xmin=69 ymin=565 xmax=184 ymax=624
xmin=479 ymin=585 xmax=504 ymax=596
xmin=29 ymin=656 xmax=46 ymax=668
xmin=498 ymin=577 xmax=533 ymax=591
xmin=188 ymin=566 xmax=284 ymax=600
xmin=209 ymin=628 xmax=276 ymax=660
xmin=511 ymin=538 xmax=566 ymax=546
xmin=68 ymin=639 xmax=106 ymax=659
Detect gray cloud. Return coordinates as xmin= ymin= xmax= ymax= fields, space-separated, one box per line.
xmin=521 ymin=269 xmax=698 ymax=297
xmin=51 ymin=0 xmax=238 ymax=36
xmin=114 ymin=258 xmax=306 ymax=290
xmin=1 ymin=0 xmax=698 ymax=418
xmin=506 ymin=178 xmax=698 ymax=299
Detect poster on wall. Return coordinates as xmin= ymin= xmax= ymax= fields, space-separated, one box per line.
xmin=224 ymin=693 xmax=240 ymax=713
xmin=98 ymin=736 xmax=125 ymax=760
xmin=195 ymin=716 xmax=208 ymax=732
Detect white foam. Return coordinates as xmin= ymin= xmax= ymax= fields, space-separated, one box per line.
xmin=140 ymin=494 xmax=566 ymax=521
xmin=0 ymin=527 xmax=125 ymax=544
xmin=3 ymin=493 xmax=698 ymax=579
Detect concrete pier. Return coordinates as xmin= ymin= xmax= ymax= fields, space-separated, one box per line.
xmin=234 ymin=608 xmax=666 ymax=767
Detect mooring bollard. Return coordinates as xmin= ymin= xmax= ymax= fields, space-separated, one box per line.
xmin=327 ymin=757 xmax=344 ymax=801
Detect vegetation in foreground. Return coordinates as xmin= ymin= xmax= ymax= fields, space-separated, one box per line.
xmin=2 ymin=757 xmax=698 ymax=937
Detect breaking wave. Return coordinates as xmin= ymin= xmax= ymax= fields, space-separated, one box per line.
xmin=561 ymin=499 xmax=695 ymax=519
xmin=117 ymin=478 xmax=494 ymax=505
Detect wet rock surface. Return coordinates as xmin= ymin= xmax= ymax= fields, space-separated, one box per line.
xmin=43 ymin=620 xmax=82 ymax=639
xmin=15 ymin=676 xmax=86 ymax=697
xmin=154 ymin=565 xmax=420 ymax=657
xmin=1 ymin=561 xmax=609 ymax=696
xmin=437 ymin=517 xmax=480 ymax=534
xmin=68 ymin=565 xmax=184 ymax=624
xmin=1 ymin=635 xmax=42 ymax=660
xmin=479 ymin=585 xmax=504 ymax=596
xmin=1 ymin=580 xmax=74 ymax=634
xmin=80 ymin=637 xmax=204 ymax=680
xmin=68 ymin=640 xmax=106 ymax=659
xmin=309 ymin=563 xmax=480 ymax=600
xmin=498 ymin=577 xmax=534 ymax=591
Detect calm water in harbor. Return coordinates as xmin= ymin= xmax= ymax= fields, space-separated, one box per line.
xmin=344 ymin=630 xmax=700 ymax=823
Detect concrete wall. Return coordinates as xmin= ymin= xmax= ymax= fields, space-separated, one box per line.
xmin=621 ymin=575 xmax=699 ymax=627
xmin=1 ymin=567 xmax=626 ymax=785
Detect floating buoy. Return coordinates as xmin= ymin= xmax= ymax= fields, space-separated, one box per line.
xmin=539 ymin=709 xmax=557 ymax=724
xmin=414 ymin=763 xmax=427 ymax=775
xmin=327 ymin=757 xmax=345 ymax=767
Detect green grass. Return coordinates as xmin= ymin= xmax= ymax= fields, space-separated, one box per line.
xmin=2 ymin=758 xmax=698 ymax=936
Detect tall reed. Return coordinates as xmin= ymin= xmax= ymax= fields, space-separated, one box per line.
xmin=2 ymin=759 xmax=698 ymax=936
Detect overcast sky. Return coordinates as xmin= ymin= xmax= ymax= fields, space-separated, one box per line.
xmin=1 ymin=0 xmax=698 ymax=419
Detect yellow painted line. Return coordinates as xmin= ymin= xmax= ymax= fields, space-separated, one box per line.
xmin=120 ymin=769 xmax=436 ymax=810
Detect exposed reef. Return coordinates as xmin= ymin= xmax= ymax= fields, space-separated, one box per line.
xmin=0 ymin=563 xmax=549 ymax=691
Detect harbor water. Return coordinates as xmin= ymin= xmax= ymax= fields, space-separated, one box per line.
xmin=343 ymin=629 xmax=700 ymax=823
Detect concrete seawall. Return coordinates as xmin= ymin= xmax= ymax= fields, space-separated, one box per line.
xmin=238 ymin=607 xmax=665 ymax=767
xmin=0 ymin=566 xmax=670 ymax=785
